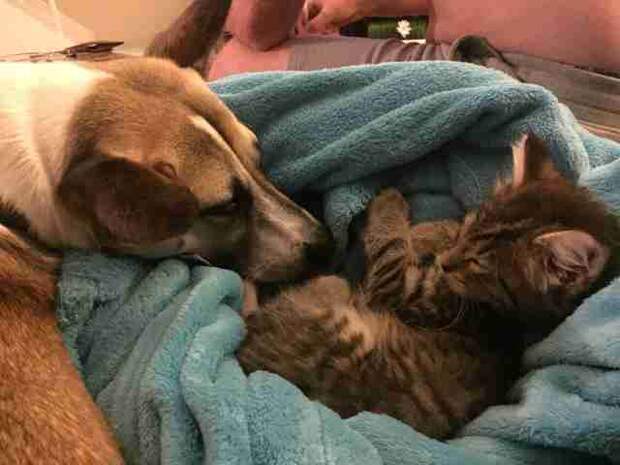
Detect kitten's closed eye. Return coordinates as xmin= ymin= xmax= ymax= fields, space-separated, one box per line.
xmin=466 ymin=256 xmax=488 ymax=272
xmin=439 ymin=252 xmax=487 ymax=271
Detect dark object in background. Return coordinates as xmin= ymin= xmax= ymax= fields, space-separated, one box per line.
xmin=341 ymin=16 xmax=429 ymax=40
xmin=0 ymin=41 xmax=126 ymax=62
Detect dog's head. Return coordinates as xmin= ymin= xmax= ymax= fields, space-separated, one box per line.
xmin=54 ymin=58 xmax=331 ymax=282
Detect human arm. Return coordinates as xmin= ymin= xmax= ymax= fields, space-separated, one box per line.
xmin=226 ymin=0 xmax=305 ymax=50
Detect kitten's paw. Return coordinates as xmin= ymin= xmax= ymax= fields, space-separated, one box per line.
xmin=308 ymin=275 xmax=352 ymax=302
xmin=363 ymin=189 xmax=413 ymax=271
xmin=367 ymin=189 xmax=411 ymax=226
xmin=242 ymin=280 xmax=259 ymax=318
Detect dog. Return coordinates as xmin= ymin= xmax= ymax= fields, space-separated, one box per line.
xmin=0 ymin=2 xmax=331 ymax=462
xmin=0 ymin=57 xmax=330 ymax=280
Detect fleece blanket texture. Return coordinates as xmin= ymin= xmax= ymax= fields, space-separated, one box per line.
xmin=57 ymin=62 xmax=620 ymax=465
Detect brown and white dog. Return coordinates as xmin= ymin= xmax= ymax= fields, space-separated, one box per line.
xmin=0 ymin=57 xmax=330 ymax=280
xmin=0 ymin=2 xmax=330 ymax=463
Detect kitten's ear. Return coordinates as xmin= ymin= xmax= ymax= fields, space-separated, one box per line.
xmin=535 ymin=230 xmax=610 ymax=288
xmin=58 ymin=154 xmax=200 ymax=245
xmin=512 ymin=135 xmax=560 ymax=187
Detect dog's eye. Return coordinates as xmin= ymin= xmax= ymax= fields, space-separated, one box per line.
xmin=201 ymin=199 xmax=239 ymax=216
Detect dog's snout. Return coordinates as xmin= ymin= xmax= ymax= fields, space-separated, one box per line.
xmin=304 ymin=227 xmax=335 ymax=271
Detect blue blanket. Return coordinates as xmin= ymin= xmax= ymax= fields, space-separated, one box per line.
xmin=57 ymin=62 xmax=620 ymax=465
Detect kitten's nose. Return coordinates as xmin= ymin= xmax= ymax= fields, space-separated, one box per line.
xmin=304 ymin=227 xmax=335 ymax=271
xmin=419 ymin=253 xmax=436 ymax=267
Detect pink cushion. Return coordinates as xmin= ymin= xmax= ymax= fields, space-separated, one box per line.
xmin=428 ymin=0 xmax=620 ymax=73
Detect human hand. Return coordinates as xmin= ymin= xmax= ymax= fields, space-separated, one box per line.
xmin=299 ymin=0 xmax=371 ymax=35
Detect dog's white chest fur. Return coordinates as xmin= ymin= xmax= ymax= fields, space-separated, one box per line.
xmin=0 ymin=62 xmax=108 ymax=246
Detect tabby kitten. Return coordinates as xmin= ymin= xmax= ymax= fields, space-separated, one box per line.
xmin=237 ymin=136 xmax=617 ymax=439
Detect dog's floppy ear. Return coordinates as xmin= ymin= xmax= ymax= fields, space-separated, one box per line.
xmin=58 ymin=155 xmax=199 ymax=245
xmin=145 ymin=0 xmax=232 ymax=67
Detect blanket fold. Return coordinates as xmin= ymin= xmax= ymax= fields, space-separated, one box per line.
xmin=58 ymin=62 xmax=620 ymax=465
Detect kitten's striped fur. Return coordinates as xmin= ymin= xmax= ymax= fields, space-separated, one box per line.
xmin=238 ymin=136 xmax=618 ymax=438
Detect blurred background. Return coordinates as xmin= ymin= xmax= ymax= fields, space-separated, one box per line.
xmin=0 ymin=0 xmax=190 ymax=54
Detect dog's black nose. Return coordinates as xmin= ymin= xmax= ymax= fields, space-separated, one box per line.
xmin=304 ymin=227 xmax=335 ymax=271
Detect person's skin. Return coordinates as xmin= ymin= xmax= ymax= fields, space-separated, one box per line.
xmin=429 ymin=0 xmax=620 ymax=74
xmin=209 ymin=0 xmax=620 ymax=80
xmin=303 ymin=0 xmax=429 ymax=33
xmin=211 ymin=0 xmax=429 ymax=79
xmin=225 ymin=0 xmax=305 ymax=50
